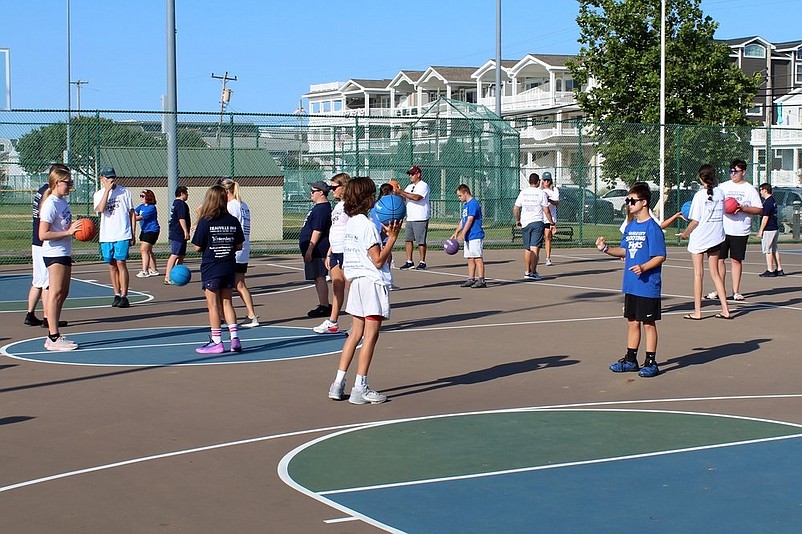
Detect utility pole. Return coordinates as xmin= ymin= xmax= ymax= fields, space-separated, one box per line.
xmin=70 ymin=79 xmax=88 ymax=115
xmin=212 ymin=71 xmax=237 ymax=147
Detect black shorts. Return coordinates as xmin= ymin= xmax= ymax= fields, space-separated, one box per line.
xmin=139 ymin=231 xmax=160 ymax=245
xmin=719 ymin=234 xmax=748 ymax=261
xmin=329 ymin=252 xmax=344 ymax=269
xmin=235 ymin=262 xmax=248 ymax=274
xmin=44 ymin=256 xmax=72 ymax=267
xmin=623 ymin=294 xmax=661 ymax=322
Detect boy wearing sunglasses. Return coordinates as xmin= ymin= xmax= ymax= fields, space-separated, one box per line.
xmin=595 ymin=183 xmax=667 ymax=378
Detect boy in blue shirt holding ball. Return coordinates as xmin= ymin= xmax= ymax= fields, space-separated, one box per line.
xmin=450 ymin=184 xmax=486 ymax=288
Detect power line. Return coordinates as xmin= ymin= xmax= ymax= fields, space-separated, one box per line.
xmin=212 ymin=72 xmax=237 ymax=147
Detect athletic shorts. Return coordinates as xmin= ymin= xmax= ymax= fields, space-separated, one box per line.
xmin=169 ymin=239 xmax=187 ymax=256
xmin=304 ymin=257 xmax=328 ymax=280
xmin=719 ymin=234 xmax=748 ymax=262
xmin=235 ymin=262 xmax=248 ymax=274
xmin=44 ymin=256 xmax=72 ymax=268
xmin=463 ymin=238 xmax=484 ymax=258
xmin=346 ymin=277 xmax=391 ymax=319
xmin=201 ymin=273 xmax=235 ymax=292
xmin=623 ymin=293 xmax=661 ymax=322
xmin=761 ymin=230 xmax=779 ymax=254
xmin=32 ymin=245 xmax=49 ymax=289
xmin=100 ymin=240 xmax=130 ymax=263
xmin=522 ymin=221 xmax=545 ymax=249
xmin=139 ymin=231 xmax=160 ymax=245
xmin=329 ymin=252 xmax=344 ymax=269
xmin=404 ymin=220 xmax=429 ymax=245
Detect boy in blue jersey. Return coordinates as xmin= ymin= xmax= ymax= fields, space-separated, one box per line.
xmin=595 ymin=183 xmax=666 ymax=377
xmin=450 ymin=184 xmax=486 ymax=288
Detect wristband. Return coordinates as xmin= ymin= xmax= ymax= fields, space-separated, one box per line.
xmin=600 ymin=244 xmax=609 ymax=253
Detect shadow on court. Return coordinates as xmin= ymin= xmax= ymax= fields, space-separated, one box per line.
xmin=0 ymin=416 xmax=36 ymax=426
xmin=662 ymin=338 xmax=771 ymax=373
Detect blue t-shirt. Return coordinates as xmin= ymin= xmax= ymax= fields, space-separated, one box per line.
xmin=191 ymin=213 xmax=244 ymax=280
xmin=135 ymin=204 xmax=160 ymax=233
xmin=620 ymin=218 xmax=666 ymax=299
xmin=461 ymin=197 xmax=485 ymax=240
xmin=32 ymin=183 xmax=49 ymax=246
xmin=168 ymin=198 xmax=191 ymax=242
xmin=762 ymin=196 xmax=778 ymax=232
xmin=299 ymin=201 xmax=332 ymax=258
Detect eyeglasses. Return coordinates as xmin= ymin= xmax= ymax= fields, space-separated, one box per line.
xmin=310 ymin=189 xmax=321 ymax=194
xmin=330 ymin=184 xmax=342 ymax=190
xmin=624 ymin=197 xmax=644 ymax=205
xmin=729 ymin=169 xmax=743 ymax=174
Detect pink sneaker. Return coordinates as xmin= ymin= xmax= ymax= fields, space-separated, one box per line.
xmin=195 ymin=340 xmax=224 ymax=354
xmin=230 ymin=338 xmax=243 ymax=352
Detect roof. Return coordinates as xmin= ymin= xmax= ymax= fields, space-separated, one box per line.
xmin=523 ymin=54 xmax=575 ymax=67
xmin=99 ymin=147 xmax=283 ymax=179
xmin=423 ymin=66 xmax=480 ymax=83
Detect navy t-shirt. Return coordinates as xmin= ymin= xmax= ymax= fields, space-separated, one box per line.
xmin=168 ymin=198 xmax=191 ymax=241
xmin=299 ymin=201 xmax=332 ymax=258
xmin=191 ymin=213 xmax=244 ymax=280
xmin=32 ymin=183 xmax=49 ymax=246
xmin=762 ymin=196 xmax=779 ymax=232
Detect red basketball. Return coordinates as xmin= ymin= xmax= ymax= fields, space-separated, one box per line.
xmin=724 ymin=197 xmax=740 ymax=215
xmin=74 ymin=218 xmax=97 ymax=242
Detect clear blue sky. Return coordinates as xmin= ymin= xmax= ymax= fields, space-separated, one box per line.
xmin=2 ymin=0 xmax=799 ymax=115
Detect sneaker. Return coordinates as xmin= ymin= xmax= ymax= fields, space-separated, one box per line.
xmin=524 ymin=271 xmax=534 ymax=279
xmin=705 ymin=291 xmax=718 ymax=300
xmin=313 ymin=319 xmax=340 ymax=334
xmin=759 ymin=270 xmax=776 ymax=278
xmin=775 ymin=270 xmax=786 ymax=277
xmin=136 ymin=271 xmax=149 ymax=278
xmin=399 ymin=261 xmax=415 ymax=270
xmin=471 ymin=280 xmax=487 ymax=288
xmin=529 ymin=272 xmax=544 ymax=281
xmin=328 ymin=380 xmax=345 ymax=400
xmin=733 ymin=293 xmax=745 ymax=301
xmin=460 ymin=279 xmax=476 ymax=287
xmin=230 ymin=338 xmax=243 ymax=353
xmin=163 ymin=278 xmax=174 ymax=285
xmin=148 ymin=269 xmax=160 ymax=276
xmin=545 ymin=258 xmax=553 ymax=266
xmin=41 ymin=318 xmax=68 ymax=329
xmin=195 ymin=340 xmax=224 ymax=354
xmin=415 ymin=262 xmax=427 ymax=270
xmin=390 ymin=284 xmax=401 ymax=291
xmin=112 ymin=295 xmax=122 ymax=307
xmin=609 ymin=357 xmax=639 ymax=373
xmin=638 ymin=361 xmax=660 ymax=378
xmin=307 ymin=304 xmax=332 ymax=318
xmin=348 ymin=387 xmax=387 ymax=405
xmin=241 ymin=315 xmax=260 ymax=328
xmin=117 ymin=296 xmax=130 ymax=308
xmin=24 ymin=312 xmax=43 ymax=326
xmin=44 ymin=336 xmax=79 ymax=352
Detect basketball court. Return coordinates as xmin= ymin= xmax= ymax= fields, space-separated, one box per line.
xmin=2 ymin=248 xmax=801 ymax=532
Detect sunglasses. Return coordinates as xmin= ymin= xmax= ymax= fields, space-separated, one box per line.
xmin=59 ymin=180 xmax=74 ymax=186
xmin=311 ymin=189 xmax=321 ymax=193
xmin=624 ymin=197 xmax=644 ymax=205
xmin=729 ymin=169 xmax=743 ymax=174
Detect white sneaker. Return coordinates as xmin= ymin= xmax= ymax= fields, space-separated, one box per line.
xmin=348 ymin=386 xmax=387 ymax=405
xmin=328 ymin=381 xmax=345 ymax=400
xmin=313 ymin=319 xmax=340 ymax=334
xmin=241 ymin=315 xmax=260 ymax=328
xmin=136 ymin=271 xmax=149 ymax=278
xmin=529 ymin=272 xmax=544 ymax=281
xmin=545 ymin=258 xmax=553 ymax=266
xmin=705 ymin=291 xmax=718 ymax=300
xmin=148 ymin=269 xmax=160 ymax=276
xmin=44 ymin=336 xmax=78 ymax=351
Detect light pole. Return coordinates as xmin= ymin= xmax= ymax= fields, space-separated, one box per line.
xmin=66 ymin=0 xmax=72 ymax=165
xmin=0 ymin=48 xmax=10 ymax=110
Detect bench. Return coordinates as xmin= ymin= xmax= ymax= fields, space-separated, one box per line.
xmin=511 ymin=225 xmax=574 ymax=243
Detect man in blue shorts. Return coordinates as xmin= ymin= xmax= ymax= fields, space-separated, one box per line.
xmin=513 ymin=173 xmax=554 ymax=281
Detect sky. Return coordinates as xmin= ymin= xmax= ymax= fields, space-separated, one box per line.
xmin=1 ymin=0 xmax=800 ymax=116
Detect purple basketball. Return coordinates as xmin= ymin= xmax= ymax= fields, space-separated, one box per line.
xmin=373 ymin=194 xmax=407 ymax=224
xmin=443 ymin=238 xmax=459 ymax=255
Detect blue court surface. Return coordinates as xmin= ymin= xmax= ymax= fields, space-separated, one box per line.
xmin=0 ymin=273 xmax=152 ymax=311
xmin=1 ymin=325 xmax=347 ymax=366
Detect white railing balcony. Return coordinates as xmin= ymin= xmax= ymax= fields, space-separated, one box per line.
xmin=478 ymin=90 xmax=577 ymax=113
xmin=751 ymin=126 xmax=802 ymax=146
xmin=518 ymin=125 xmax=580 ymax=141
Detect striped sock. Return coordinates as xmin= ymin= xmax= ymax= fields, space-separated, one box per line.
xmin=228 ymin=323 xmax=239 ymax=340
xmin=211 ymin=328 xmax=222 ymax=344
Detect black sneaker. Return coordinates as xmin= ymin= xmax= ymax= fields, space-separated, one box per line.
xmin=307 ymin=304 xmax=331 ymax=318
xmin=460 ymin=279 xmax=475 ymax=287
xmin=399 ymin=261 xmax=414 ymax=270
xmin=759 ymin=270 xmax=776 ymax=278
xmin=41 ymin=318 xmax=68 ymax=329
xmin=117 ymin=296 xmax=130 ymax=308
xmin=415 ymin=262 xmax=427 ymax=270
xmin=112 ymin=295 xmax=122 ymax=307
xmin=775 ymin=270 xmax=786 ymax=277
xmin=24 ymin=312 xmax=43 ymax=326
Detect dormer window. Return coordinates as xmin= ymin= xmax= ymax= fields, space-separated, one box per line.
xmin=744 ymin=43 xmax=766 ymax=58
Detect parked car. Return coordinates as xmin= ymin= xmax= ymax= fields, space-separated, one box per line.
xmin=772 ymin=187 xmax=802 ymax=232
xmin=558 ymin=187 xmax=615 ymax=224
xmin=601 ymin=188 xmax=630 ymax=213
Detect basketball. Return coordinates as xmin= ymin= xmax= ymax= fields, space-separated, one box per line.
xmin=373 ymin=194 xmax=406 ymax=224
xmin=388 ymin=180 xmax=400 ymax=190
xmin=169 ymin=264 xmax=192 ymax=286
xmin=74 ymin=218 xmax=97 ymax=242
xmin=681 ymin=200 xmax=692 ymax=220
xmin=443 ymin=238 xmax=459 ymax=255
xmin=724 ymin=197 xmax=740 ymax=215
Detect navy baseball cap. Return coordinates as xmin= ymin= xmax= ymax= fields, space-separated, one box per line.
xmin=99 ymin=166 xmax=116 ymax=178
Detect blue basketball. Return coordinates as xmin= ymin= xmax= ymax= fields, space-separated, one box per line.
xmin=373 ymin=194 xmax=406 ymax=224
xmin=170 ymin=264 xmax=191 ymax=286
xmin=681 ymin=200 xmax=693 ymax=220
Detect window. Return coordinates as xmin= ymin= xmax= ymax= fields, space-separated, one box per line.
xmin=744 ymin=43 xmax=766 ymax=58
xmin=796 ymin=64 xmax=802 ymax=84
xmin=746 ymin=104 xmax=763 ymax=116
xmin=797 ymin=50 xmax=802 ymax=61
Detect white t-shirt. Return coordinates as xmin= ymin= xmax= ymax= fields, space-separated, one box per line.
xmin=342 ymin=214 xmax=391 ymax=286
xmin=404 ymin=180 xmax=430 ymax=221
xmin=542 ymin=186 xmax=559 ymax=223
xmin=227 ymin=199 xmax=251 ymax=263
xmin=328 ymin=201 xmax=349 ymax=253
xmin=93 ymin=185 xmax=134 ymax=242
xmin=687 ymin=188 xmax=726 ymax=254
xmin=514 ymin=187 xmax=550 ymax=227
xmin=40 ymin=194 xmax=72 ymax=257
xmin=718 ymin=179 xmax=761 ymax=236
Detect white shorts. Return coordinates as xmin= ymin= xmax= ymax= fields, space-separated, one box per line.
xmin=31 ymin=245 xmax=49 ymax=289
xmin=345 ymin=277 xmax=391 ymax=319
xmin=761 ymin=230 xmax=779 ymax=254
xmin=463 ymin=238 xmax=484 ymax=259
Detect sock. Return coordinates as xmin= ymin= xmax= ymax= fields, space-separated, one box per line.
xmin=478 ymin=277 xmax=485 ymax=283
xmin=211 ymin=328 xmax=222 ymax=344
xmin=228 ymin=324 xmax=239 ymax=340
xmin=335 ymin=370 xmax=347 ymax=384
xmin=644 ymin=352 xmax=656 ymax=365
xmin=626 ymin=348 xmax=638 ymax=362
xmin=354 ymin=374 xmax=367 ymax=389
xmin=48 ymin=333 xmax=60 ymax=342
xmin=466 ymin=277 xmax=475 ymax=282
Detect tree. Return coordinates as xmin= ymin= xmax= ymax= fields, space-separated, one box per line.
xmin=567 ymin=0 xmax=761 ymax=187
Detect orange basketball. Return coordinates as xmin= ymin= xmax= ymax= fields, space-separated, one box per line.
xmin=74 ymin=218 xmax=97 ymax=242
xmin=389 ymin=180 xmax=400 ymax=189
